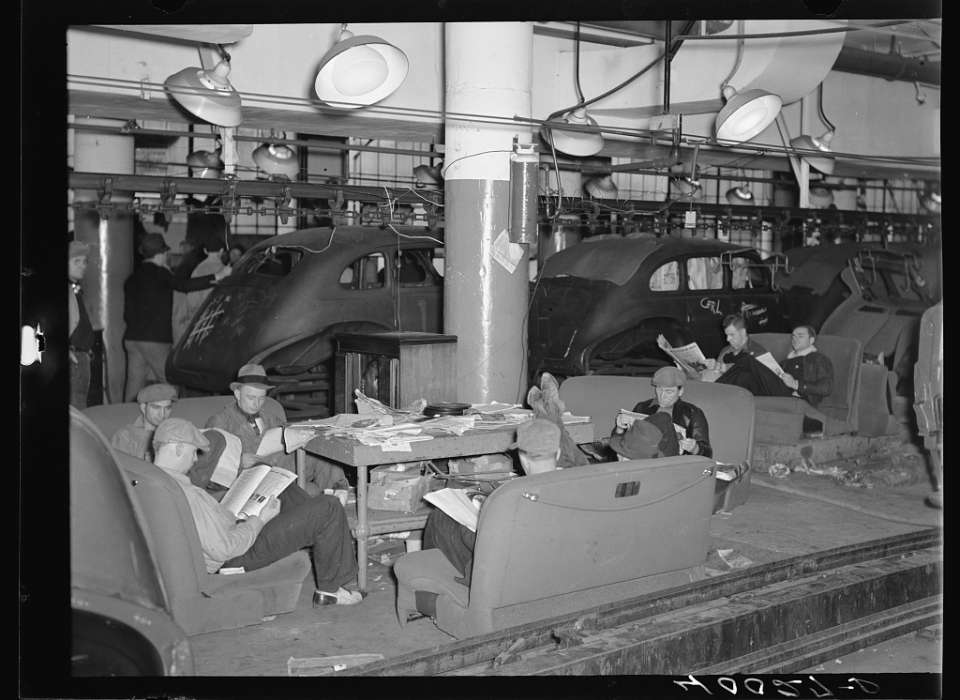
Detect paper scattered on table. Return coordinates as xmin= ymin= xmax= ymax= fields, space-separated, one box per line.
xmin=469 ymin=401 xmax=521 ymax=414
xmin=561 ymin=411 xmax=591 ymax=425
xmin=492 ymin=228 xmax=525 ymax=274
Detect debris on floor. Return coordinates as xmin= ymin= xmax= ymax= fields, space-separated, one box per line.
xmin=717 ymin=548 xmax=754 ymax=569
xmin=287 ymin=653 xmax=385 ymax=676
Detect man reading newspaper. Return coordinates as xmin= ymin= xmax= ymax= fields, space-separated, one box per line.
xmin=658 ymin=314 xmax=793 ymax=399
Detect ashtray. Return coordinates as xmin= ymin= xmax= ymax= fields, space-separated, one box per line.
xmin=424 ymin=402 xmax=472 ymax=417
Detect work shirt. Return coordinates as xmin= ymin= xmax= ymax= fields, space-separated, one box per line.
xmin=111 ymin=416 xmax=156 ymax=462
xmin=162 ymin=467 xmax=264 ymax=573
xmin=205 ymin=398 xmax=295 ymax=472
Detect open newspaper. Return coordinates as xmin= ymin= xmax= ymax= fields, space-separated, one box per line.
xmin=754 ymin=351 xmax=786 ymax=378
xmin=423 ymin=488 xmax=480 ymax=533
xmin=656 ymin=336 xmax=709 ymax=378
xmin=220 ymin=464 xmax=297 ymax=519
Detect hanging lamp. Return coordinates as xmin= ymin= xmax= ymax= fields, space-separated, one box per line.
xmin=253 ymin=140 xmax=299 ymax=180
xmin=164 ymin=47 xmax=242 ymax=127
xmin=725 ymin=186 xmax=754 ymax=204
xmin=186 ymin=149 xmax=224 ymax=179
xmin=790 ymin=130 xmax=836 ymax=175
xmin=583 ymin=174 xmax=618 ymax=199
xmin=541 ymin=108 xmax=604 ymax=158
xmin=314 ymin=24 xmax=409 ymax=109
xmin=715 ymin=86 xmax=782 ymax=143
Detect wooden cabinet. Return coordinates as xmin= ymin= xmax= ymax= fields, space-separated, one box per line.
xmin=334 ymin=331 xmax=457 ymax=413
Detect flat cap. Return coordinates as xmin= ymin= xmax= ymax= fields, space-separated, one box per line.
xmin=136 ymin=382 xmax=178 ymax=405
xmin=652 ymin=366 xmax=686 ymax=388
xmin=511 ymin=418 xmax=561 ymax=458
xmin=153 ymin=418 xmax=210 ymax=452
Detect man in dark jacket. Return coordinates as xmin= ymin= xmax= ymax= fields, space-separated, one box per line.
xmin=629 ymin=366 xmax=712 ymax=458
xmin=122 ymin=233 xmax=231 ymax=401
xmin=779 ymin=325 xmax=834 ymax=408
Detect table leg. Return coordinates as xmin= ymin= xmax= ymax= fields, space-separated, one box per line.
xmin=295 ymin=448 xmax=306 ymax=490
xmin=356 ymin=464 xmax=369 ymax=593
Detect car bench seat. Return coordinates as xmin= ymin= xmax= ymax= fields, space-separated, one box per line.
xmin=394 ymin=455 xmax=717 ymax=639
xmin=83 ymin=398 xmax=310 ymax=636
xmin=750 ymin=333 xmax=862 ymax=442
xmin=559 ymin=375 xmax=756 ymax=510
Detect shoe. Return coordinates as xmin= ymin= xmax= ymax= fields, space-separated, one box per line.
xmin=313 ymin=586 xmax=365 ymax=607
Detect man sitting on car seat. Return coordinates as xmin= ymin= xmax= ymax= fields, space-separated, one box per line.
xmin=699 ymin=314 xmax=794 ymax=399
xmin=152 ymin=417 xmax=364 ymax=608
xmin=625 ymin=366 xmax=712 ymax=458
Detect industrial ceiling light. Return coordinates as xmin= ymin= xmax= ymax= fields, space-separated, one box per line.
xmin=583 ymin=174 xmax=618 ymax=199
xmin=186 ymin=149 xmax=224 ymax=179
xmin=919 ymin=189 xmax=941 ymax=214
xmin=715 ymin=86 xmax=782 ymax=143
xmin=252 ymin=143 xmax=299 ymax=180
xmin=790 ymin=130 xmax=835 ymax=175
xmin=541 ymin=108 xmax=604 ymax=158
xmin=672 ymin=175 xmax=701 ymax=198
xmin=164 ymin=47 xmax=242 ymax=127
xmin=809 ymin=185 xmax=834 ymax=209
xmin=314 ymin=24 xmax=409 ymax=109
xmin=413 ymin=163 xmax=443 ymax=187
xmin=725 ymin=186 xmax=754 ymax=204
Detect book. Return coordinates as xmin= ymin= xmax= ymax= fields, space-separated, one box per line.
xmin=220 ymin=464 xmax=297 ymax=519
xmin=423 ymin=488 xmax=481 ymax=533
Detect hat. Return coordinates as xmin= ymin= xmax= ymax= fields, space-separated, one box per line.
xmin=652 ymin=366 xmax=686 ymax=388
xmin=189 ymin=429 xmax=242 ymax=490
xmin=153 ymin=418 xmax=210 ymax=452
xmin=136 ymin=382 xmax=178 ymax=405
xmin=644 ymin=411 xmax=680 ymax=457
xmin=139 ymin=232 xmax=171 ymax=258
xmin=510 ymin=418 xmax=561 ymax=458
xmin=609 ymin=419 xmax=662 ymax=460
xmin=230 ymin=363 xmax=274 ymax=392
xmin=69 ymin=240 xmax=90 ymax=260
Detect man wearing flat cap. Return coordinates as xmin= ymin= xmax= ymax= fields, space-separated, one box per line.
xmin=421 ymin=418 xmax=564 ymax=592
xmin=153 ymin=417 xmax=363 ymax=607
xmin=121 ymin=232 xmax=232 ymax=402
xmin=69 ymin=240 xmax=96 ymax=408
xmin=621 ymin=366 xmax=712 ymax=458
xmin=206 ymin=364 xmax=348 ymax=493
xmin=111 ymin=382 xmax=179 ymax=461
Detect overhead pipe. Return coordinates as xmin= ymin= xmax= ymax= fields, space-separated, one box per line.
xmin=831 ymin=46 xmax=940 ymax=86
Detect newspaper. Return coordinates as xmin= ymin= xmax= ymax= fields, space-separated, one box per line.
xmin=617 ymin=409 xmax=687 ymax=441
xmin=656 ymin=335 xmax=708 ymax=377
xmin=754 ymin=351 xmax=786 ymax=378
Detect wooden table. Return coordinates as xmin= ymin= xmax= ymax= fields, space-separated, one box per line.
xmin=303 ymin=419 xmax=594 ymax=592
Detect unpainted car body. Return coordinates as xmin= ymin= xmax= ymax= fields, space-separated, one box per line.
xmin=166 ymin=226 xmax=443 ymax=395
xmin=528 ymin=235 xmax=790 ymax=379
xmin=70 ymin=407 xmax=193 ymax=676
xmin=777 ymin=243 xmax=934 ymax=389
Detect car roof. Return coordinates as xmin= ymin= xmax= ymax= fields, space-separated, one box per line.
xmin=540 ymin=235 xmax=758 ymax=286
xmin=779 ymin=243 xmax=908 ymax=293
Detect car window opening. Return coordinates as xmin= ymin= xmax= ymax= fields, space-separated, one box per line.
xmin=241 ymin=247 xmax=305 ymax=277
xmin=340 ymin=252 xmax=386 ymax=290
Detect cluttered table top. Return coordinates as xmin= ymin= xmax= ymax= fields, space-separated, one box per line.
xmin=288 ymin=394 xmax=594 ymax=467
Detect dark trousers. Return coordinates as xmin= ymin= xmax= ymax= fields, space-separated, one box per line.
xmin=422 ymin=509 xmax=476 ymax=586
xmin=225 ymin=484 xmax=357 ymax=592
xmin=717 ymin=354 xmax=794 ymax=398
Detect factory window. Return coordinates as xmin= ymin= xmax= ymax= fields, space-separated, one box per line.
xmin=340 ymin=252 xmax=386 ymax=289
xmin=649 ymin=261 xmax=679 ymax=291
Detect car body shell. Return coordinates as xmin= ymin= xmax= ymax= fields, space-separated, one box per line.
xmin=70 ymin=408 xmax=193 ymax=676
xmin=528 ymin=235 xmax=790 ymax=378
xmin=166 ymin=226 xmax=443 ymax=393
xmin=777 ymin=243 xmax=934 ymax=380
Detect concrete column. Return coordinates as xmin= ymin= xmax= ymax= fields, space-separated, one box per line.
xmin=443 ymin=22 xmax=534 ymax=404
xmin=72 ymin=117 xmax=135 ymax=404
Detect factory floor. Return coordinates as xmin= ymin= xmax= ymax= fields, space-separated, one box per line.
xmin=187 ymin=423 xmax=942 ymax=677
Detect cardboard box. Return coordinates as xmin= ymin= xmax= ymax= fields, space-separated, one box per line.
xmin=367 ymin=464 xmax=434 ymax=512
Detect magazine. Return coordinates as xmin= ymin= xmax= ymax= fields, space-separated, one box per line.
xmin=423 ymin=488 xmax=481 ymax=533
xmin=220 ymin=464 xmax=297 ymax=519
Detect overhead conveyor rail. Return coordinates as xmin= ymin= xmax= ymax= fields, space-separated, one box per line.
xmin=348 ymin=528 xmax=941 ymax=676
